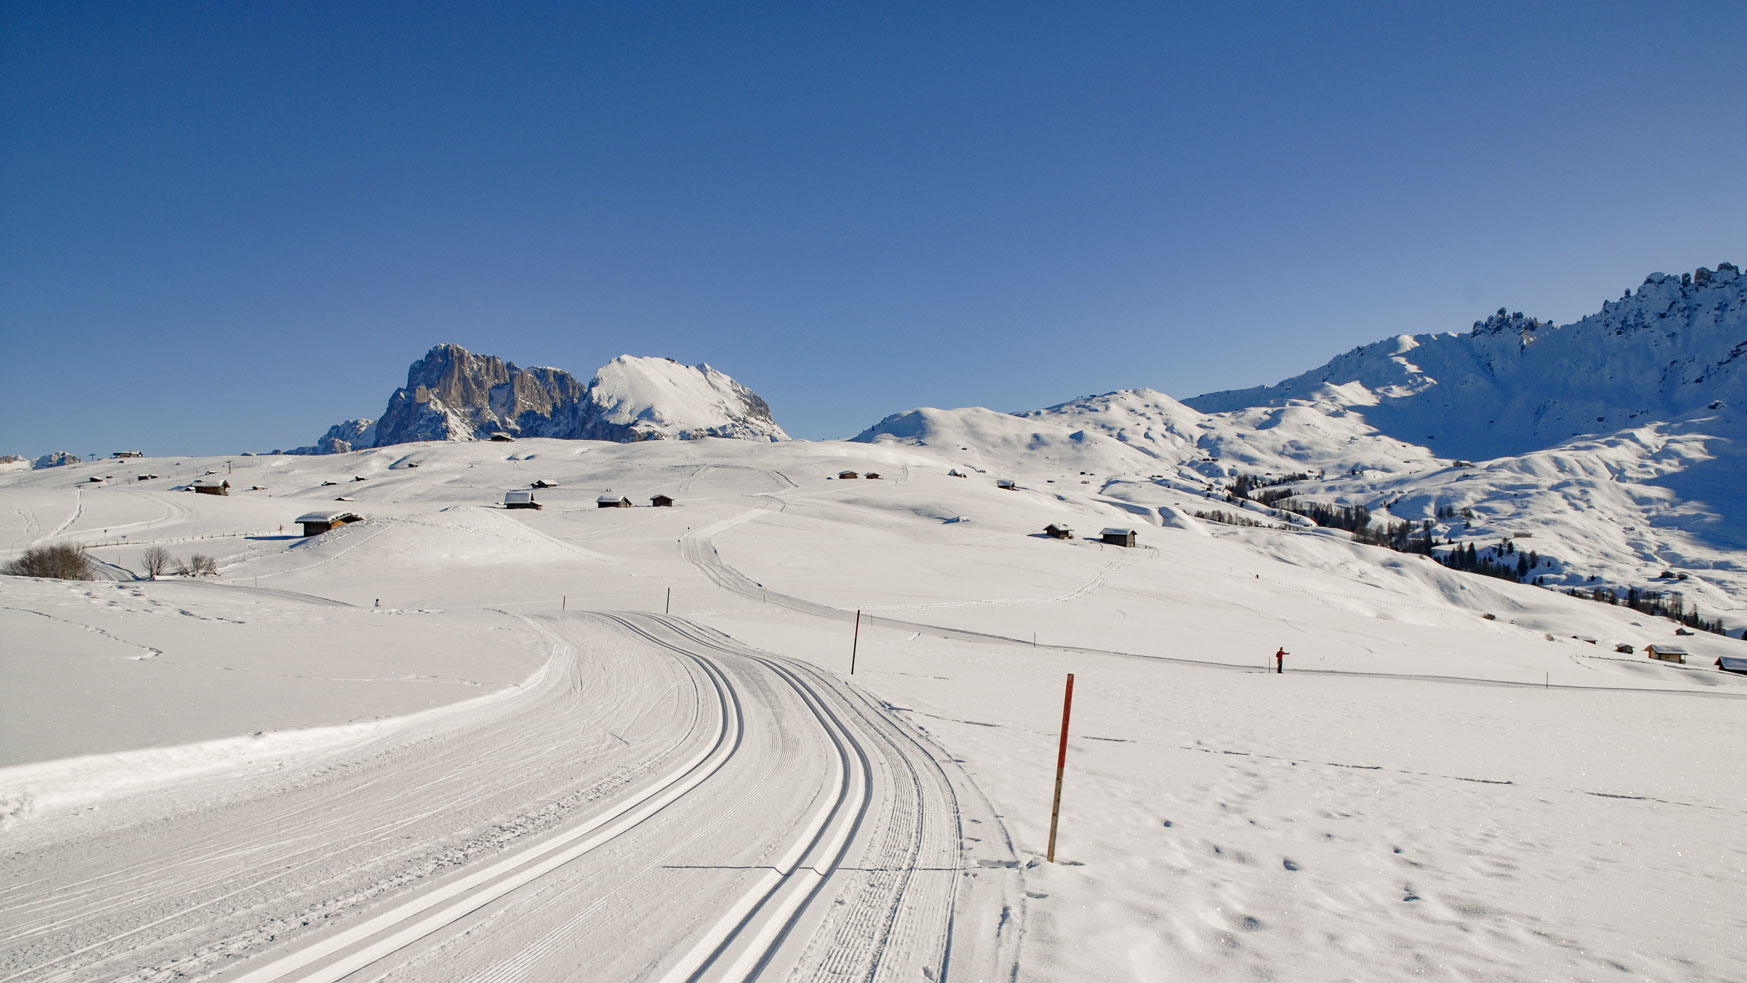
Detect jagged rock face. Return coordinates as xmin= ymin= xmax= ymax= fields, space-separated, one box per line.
xmin=283 ymin=419 xmax=377 ymax=456
xmin=1188 ymin=264 xmax=1746 ymax=460
xmin=32 ymin=451 xmax=81 ymax=469
xmin=307 ymin=345 xmax=787 ymax=452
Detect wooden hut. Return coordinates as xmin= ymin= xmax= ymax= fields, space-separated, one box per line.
xmin=996 ymin=479 xmax=1016 ymax=490
xmin=597 ymin=495 xmax=633 ymax=508
xmin=1717 ymin=654 xmax=1747 ymax=675
xmin=1645 ymin=644 xmax=1688 ymax=665
xmin=837 ymin=470 xmax=859 ymax=479
xmin=1044 ymin=523 xmax=1073 ymax=540
xmin=295 ymin=510 xmax=362 ymax=536
xmin=865 ymin=472 xmax=882 ymax=480
xmin=488 ymin=432 xmax=516 ymax=442
xmin=531 ymin=479 xmax=559 ymax=489
xmin=651 ymin=494 xmax=675 ymax=507
xmin=192 ymin=479 xmax=230 ymax=496
xmin=505 ymin=490 xmax=541 ymax=510
xmin=1100 ymin=527 xmax=1137 ymax=547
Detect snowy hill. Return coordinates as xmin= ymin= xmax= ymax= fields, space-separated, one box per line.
xmin=291 ymin=344 xmax=787 ymax=452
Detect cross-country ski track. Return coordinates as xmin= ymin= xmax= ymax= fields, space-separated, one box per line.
xmin=0 ymin=612 xmax=1010 ymax=983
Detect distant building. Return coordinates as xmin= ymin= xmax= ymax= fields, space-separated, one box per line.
xmin=488 ymin=433 xmax=515 ymax=442
xmin=651 ymin=494 xmax=675 ymax=507
xmin=1100 ymin=527 xmax=1137 ymax=547
xmin=1614 ymin=643 xmax=1635 ymax=654
xmin=597 ymin=495 xmax=632 ymax=508
xmin=114 ymin=450 xmax=143 ymax=458
xmin=947 ymin=469 xmax=967 ymax=478
xmin=295 ymin=510 xmax=362 ymax=536
xmin=192 ymin=479 xmax=230 ymax=496
xmin=996 ymin=479 xmax=1016 ymax=490
xmin=531 ymin=479 xmax=560 ymax=489
xmin=1645 ymin=644 xmax=1688 ymax=664
xmin=1044 ymin=523 xmax=1073 ymax=540
xmin=865 ymin=472 xmax=882 ymax=480
xmin=505 ymin=490 xmax=541 ymax=510
xmin=838 ymin=470 xmax=859 ymax=479
xmin=1717 ymin=654 xmax=1747 ymax=674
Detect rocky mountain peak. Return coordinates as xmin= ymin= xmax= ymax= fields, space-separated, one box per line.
xmin=290 ymin=345 xmax=786 ymax=453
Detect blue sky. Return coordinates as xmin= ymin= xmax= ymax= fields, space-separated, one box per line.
xmin=3 ymin=1 xmax=1743 ymax=456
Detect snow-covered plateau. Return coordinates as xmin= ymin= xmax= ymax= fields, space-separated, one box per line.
xmin=3 ymin=431 xmax=1744 ymax=982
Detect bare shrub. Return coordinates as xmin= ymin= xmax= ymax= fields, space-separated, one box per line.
xmin=141 ymin=545 xmax=174 ymax=579
xmin=3 ymin=543 xmax=95 ymax=580
xmin=190 ymin=554 xmax=219 ymax=577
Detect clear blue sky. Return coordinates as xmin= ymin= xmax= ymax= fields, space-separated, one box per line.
xmin=3 ymin=1 xmax=1743 ymax=457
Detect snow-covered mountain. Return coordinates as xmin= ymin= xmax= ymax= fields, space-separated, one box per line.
xmin=856 ymin=265 xmax=1747 ymax=619
xmin=1188 ymin=263 xmax=1745 ymax=461
xmin=291 ymin=345 xmax=787 ymax=452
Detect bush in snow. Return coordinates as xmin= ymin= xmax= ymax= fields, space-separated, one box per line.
xmin=141 ymin=546 xmax=174 ymax=579
xmin=189 ymin=554 xmax=218 ymax=577
xmin=4 ymin=543 xmax=95 ymax=580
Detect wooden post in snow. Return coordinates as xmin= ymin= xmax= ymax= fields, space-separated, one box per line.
xmin=666 ymin=587 xmax=671 ymax=614
xmin=1047 ymin=673 xmax=1075 ymax=863
xmin=849 ymin=607 xmax=863 ymax=677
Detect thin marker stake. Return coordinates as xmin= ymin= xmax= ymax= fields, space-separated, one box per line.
xmin=1047 ymin=672 xmax=1075 ymax=863
xmin=666 ymin=587 xmax=671 ymax=614
xmin=850 ymin=609 xmax=861 ymax=674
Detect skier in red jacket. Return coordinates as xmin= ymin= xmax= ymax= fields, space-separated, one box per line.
xmin=1275 ymin=647 xmax=1287 ymax=674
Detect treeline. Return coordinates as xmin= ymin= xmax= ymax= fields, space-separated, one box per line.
xmin=1565 ymin=585 xmax=1729 ymax=635
xmin=1221 ymin=471 xmax=1730 ymax=635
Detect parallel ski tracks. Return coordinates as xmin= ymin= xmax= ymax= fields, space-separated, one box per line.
xmin=1 ymin=612 xmax=968 ymax=983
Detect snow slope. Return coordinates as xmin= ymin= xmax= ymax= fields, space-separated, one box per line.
xmin=4 ymin=438 xmax=1744 ymax=982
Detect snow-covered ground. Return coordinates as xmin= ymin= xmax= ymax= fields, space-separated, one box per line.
xmin=3 ymin=438 xmax=1744 ymax=982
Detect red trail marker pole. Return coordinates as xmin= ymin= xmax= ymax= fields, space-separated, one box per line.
xmin=850 ymin=609 xmax=861 ymax=674
xmin=1047 ymin=672 xmax=1075 ymax=863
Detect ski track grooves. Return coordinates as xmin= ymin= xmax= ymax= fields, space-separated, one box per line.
xmin=0 ymin=613 xmax=968 ymax=983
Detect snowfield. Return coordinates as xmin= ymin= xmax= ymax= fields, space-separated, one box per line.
xmin=3 ymin=438 xmax=1744 ymax=982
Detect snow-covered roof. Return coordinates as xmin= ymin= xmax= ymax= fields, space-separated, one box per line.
xmin=1101 ymin=527 xmax=1135 ymax=536
xmin=296 ymin=510 xmax=361 ymax=524
xmin=598 ymin=494 xmax=630 ymax=503
xmin=505 ymin=490 xmax=535 ymax=503
xmin=1648 ymin=644 xmax=1689 ymax=655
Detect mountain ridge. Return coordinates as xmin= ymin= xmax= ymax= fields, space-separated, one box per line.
xmin=286 ymin=345 xmax=787 ymax=453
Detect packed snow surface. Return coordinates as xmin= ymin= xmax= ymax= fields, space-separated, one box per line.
xmin=3 ymin=437 xmax=1744 ymax=982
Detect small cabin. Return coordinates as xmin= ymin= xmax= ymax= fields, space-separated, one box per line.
xmin=85 ymin=475 xmax=105 ymax=483
xmin=865 ymin=472 xmax=882 ymax=480
xmin=531 ymin=479 xmax=559 ymax=489
xmin=947 ymin=469 xmax=967 ymax=478
xmin=115 ymin=450 xmax=143 ymax=459
xmin=996 ymin=479 xmax=1016 ymax=490
xmin=651 ymin=494 xmax=675 ymax=507
xmin=1717 ymin=654 xmax=1747 ymax=675
xmin=488 ymin=432 xmax=516 ymax=442
xmin=192 ymin=480 xmax=230 ymax=496
xmin=295 ymin=510 xmax=362 ymax=536
xmin=838 ymin=471 xmax=859 ymax=480
xmin=1645 ymin=644 xmax=1688 ymax=665
xmin=1614 ymin=643 xmax=1635 ymax=654
xmin=597 ymin=495 xmax=633 ymax=508
xmin=1100 ymin=527 xmax=1137 ymax=547
xmin=1044 ymin=523 xmax=1073 ymax=540
xmin=505 ymin=490 xmax=541 ymax=510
